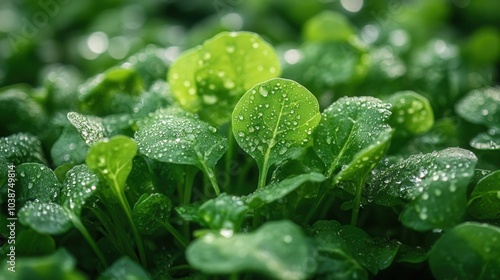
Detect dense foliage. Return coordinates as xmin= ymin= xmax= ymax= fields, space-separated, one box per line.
xmin=1 ymin=0 xmax=500 ymax=279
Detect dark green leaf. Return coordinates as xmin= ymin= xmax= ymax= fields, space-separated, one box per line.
xmin=467 ymin=170 xmax=500 ymax=220
xmin=429 ymin=222 xmax=500 ymax=280
xmin=369 ymin=148 xmax=477 ymax=231
xmin=16 ymin=163 xmax=61 ymax=207
xmin=456 ymin=87 xmax=500 ymax=129
xmin=470 ymin=130 xmax=500 ymax=150
xmin=135 ymin=108 xmax=227 ymax=169
xmin=133 ymin=193 xmax=172 ymax=235
xmin=0 ymin=133 xmax=46 ymax=165
xmin=246 ymin=173 xmax=326 ymax=209
xmin=198 ymin=193 xmax=248 ymax=234
xmin=313 ymin=96 xmax=392 ymax=178
xmin=50 ymin=125 xmax=88 ymax=166
xmin=60 ymin=164 xmax=99 ymax=217
xmin=187 ymin=220 xmax=314 ymax=280
xmin=18 ymin=201 xmax=72 ymax=235
xmin=16 ymin=229 xmax=56 ymax=257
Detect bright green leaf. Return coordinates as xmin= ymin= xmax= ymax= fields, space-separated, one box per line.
xmin=313 ymin=96 xmax=392 ymax=178
xmin=369 ymin=148 xmax=477 ymax=231
xmin=246 ymin=173 xmax=326 ymax=209
xmin=386 ymin=91 xmax=434 ymax=136
xmin=187 ymin=220 xmax=314 ymax=280
xmin=303 ymin=11 xmax=355 ymax=42
xmin=429 ymin=222 xmax=500 ymax=280
xmin=232 ymin=78 xmax=321 ymax=188
xmin=467 ymin=170 xmax=500 ymax=220
xmin=86 ymin=135 xmax=137 ymax=196
xmin=168 ymin=31 xmax=281 ymax=126
xmin=67 ymin=112 xmax=107 ymax=146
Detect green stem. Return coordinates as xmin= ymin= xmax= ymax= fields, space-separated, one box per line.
xmin=183 ymin=167 xmax=196 ymax=205
xmin=162 ymin=222 xmax=188 ymax=248
xmin=304 ymin=186 xmax=326 ymax=224
xmin=252 ymin=207 xmax=262 ymax=229
xmin=257 ymin=163 xmax=269 ymax=190
xmin=200 ymin=162 xmax=221 ymax=196
xmin=224 ymin=125 xmax=235 ymax=191
xmin=114 ymin=181 xmax=148 ymax=267
xmin=70 ymin=214 xmax=107 ymax=267
xmin=350 ymin=179 xmax=364 ymax=227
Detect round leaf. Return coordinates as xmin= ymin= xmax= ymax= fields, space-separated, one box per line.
xmin=467 ymin=170 xmax=500 ymax=220
xmin=168 ymin=31 xmax=281 ymax=126
xmin=456 ymin=87 xmax=500 ymax=129
xmin=60 ymin=164 xmax=99 ymax=217
xmin=386 ymin=91 xmax=434 ymax=136
xmin=18 ymin=201 xmax=72 ymax=235
xmin=232 ymin=78 xmax=321 ymax=173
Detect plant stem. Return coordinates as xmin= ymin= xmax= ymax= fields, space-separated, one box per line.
xmin=200 ymin=162 xmax=221 ymax=196
xmin=224 ymin=125 xmax=235 ymax=191
xmin=252 ymin=207 xmax=262 ymax=229
xmin=257 ymin=163 xmax=269 ymax=190
xmin=304 ymin=185 xmax=326 ymax=224
xmin=114 ymin=177 xmax=148 ymax=267
xmin=350 ymin=179 xmax=364 ymax=227
xmin=183 ymin=167 xmax=196 ymax=205
xmin=162 ymin=222 xmax=189 ymax=248
xmin=70 ymin=214 xmax=107 ymax=267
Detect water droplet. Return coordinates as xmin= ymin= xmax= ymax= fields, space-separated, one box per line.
xmin=259 ymin=87 xmax=269 ymax=97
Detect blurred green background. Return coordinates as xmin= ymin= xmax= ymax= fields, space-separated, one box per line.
xmin=1 ymin=0 xmax=499 ymax=88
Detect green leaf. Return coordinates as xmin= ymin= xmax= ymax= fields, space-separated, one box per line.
xmin=282 ymin=42 xmax=367 ymax=94
xmin=232 ymin=78 xmax=321 ymax=188
xmin=132 ymin=193 xmax=172 ymax=235
xmin=168 ymin=31 xmax=281 ymax=126
xmin=0 ymin=86 xmax=48 ymax=135
xmin=60 ymin=164 xmax=100 ymax=217
xmin=16 ymin=163 xmax=61 ymax=207
xmin=78 ymin=66 xmax=145 ymax=116
xmin=333 ymin=129 xmax=392 ymax=192
xmin=50 ymin=125 xmax=88 ymax=166
xmin=0 ymin=133 xmax=46 ymax=165
xmin=135 ymin=108 xmax=227 ymax=169
xmin=369 ymin=148 xmax=477 ymax=231
xmin=86 ymin=135 xmax=137 ymax=197
xmin=99 ymin=257 xmax=151 ymax=280
xmin=0 ymin=249 xmax=86 ymax=280
xmin=312 ymin=220 xmax=401 ymax=275
xmin=303 ymin=11 xmax=355 ymax=42
xmin=16 ymin=229 xmax=56 ymax=257
xmin=456 ymin=87 xmax=500 ymax=129
xmin=187 ymin=220 xmax=314 ymax=280
xmin=246 ymin=173 xmax=326 ymax=209
xmin=429 ymin=222 xmax=500 ymax=280
xmin=470 ymin=130 xmax=500 ymax=150
xmin=67 ymin=112 xmax=107 ymax=146
xmin=198 ymin=193 xmax=248 ymax=234
xmin=467 ymin=170 xmax=500 ymax=220
xmin=386 ymin=91 xmax=434 ymax=136
xmin=18 ymin=201 xmax=72 ymax=235
xmin=313 ymin=96 xmax=392 ymax=178
xmin=127 ymin=46 xmax=170 ymax=88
